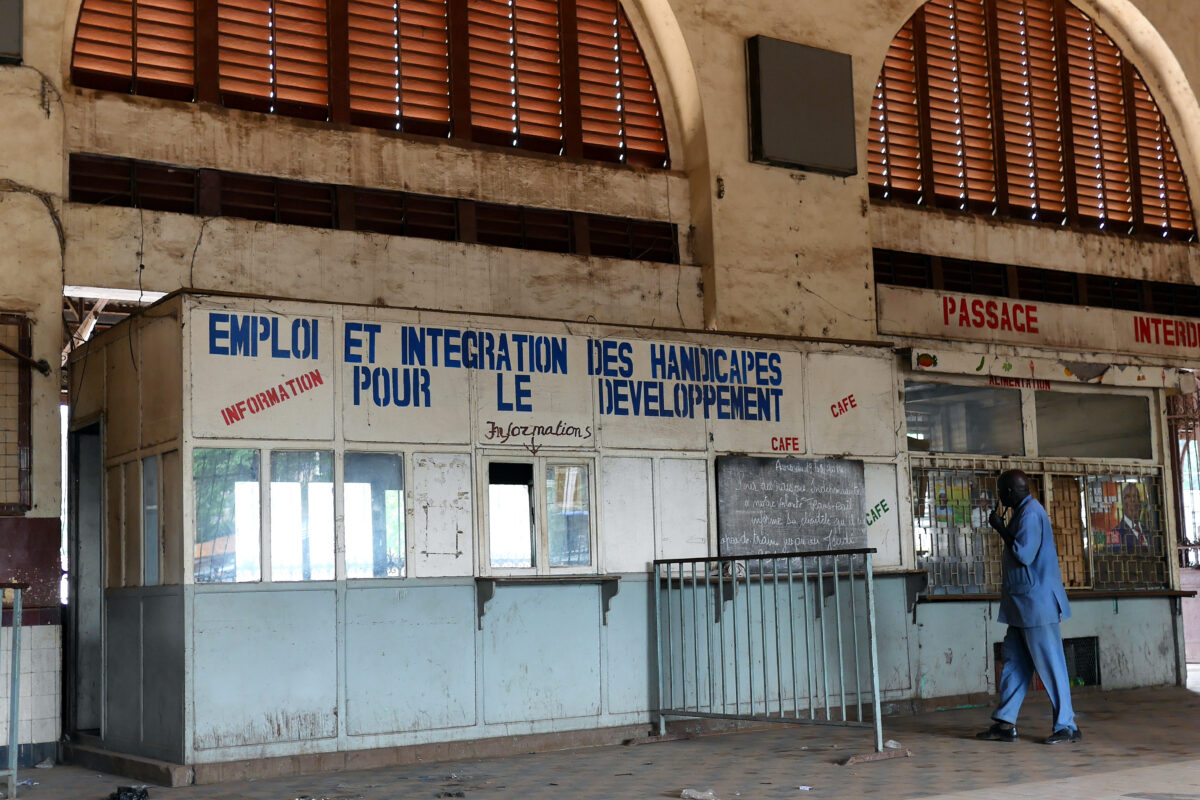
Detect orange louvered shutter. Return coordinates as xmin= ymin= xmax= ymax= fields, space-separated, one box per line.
xmin=217 ymin=0 xmax=329 ymax=117
xmin=576 ymin=0 xmax=666 ymax=166
xmin=1063 ymin=6 xmax=1131 ymax=230
xmin=136 ymin=0 xmax=196 ymax=91
xmin=273 ymin=0 xmax=331 ymax=112
xmin=347 ymin=0 xmax=401 ymax=125
xmin=1130 ymin=71 xmax=1194 ymax=238
xmin=73 ymin=0 xmax=194 ymax=98
xmin=922 ymin=0 xmax=995 ymax=210
xmin=467 ymin=0 xmax=564 ymax=152
xmin=995 ymin=0 xmax=1066 ymax=221
xmin=868 ymin=20 xmax=923 ymax=201
xmin=74 ymin=0 xmax=135 ymax=88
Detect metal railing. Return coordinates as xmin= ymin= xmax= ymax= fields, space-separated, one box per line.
xmin=0 ymin=584 xmax=24 ymax=799
xmin=652 ymin=549 xmax=882 ymax=752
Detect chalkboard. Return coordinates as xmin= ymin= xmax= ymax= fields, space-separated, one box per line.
xmin=716 ymin=456 xmax=867 ymax=556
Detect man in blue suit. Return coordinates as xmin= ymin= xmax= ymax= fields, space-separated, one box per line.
xmin=976 ymin=470 xmax=1081 ymax=745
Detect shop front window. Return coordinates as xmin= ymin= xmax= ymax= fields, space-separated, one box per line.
xmin=905 ymin=382 xmax=1024 ymax=455
xmin=345 ymin=452 xmax=405 ymax=578
xmin=270 ymin=450 xmax=335 ymax=581
xmin=486 ymin=457 xmax=594 ymax=573
xmin=1036 ymin=391 xmax=1152 ymax=459
xmin=193 ymin=448 xmax=261 ymax=583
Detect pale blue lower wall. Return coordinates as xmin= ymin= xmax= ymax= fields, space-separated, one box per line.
xmin=100 ymin=579 xmax=1179 ymax=764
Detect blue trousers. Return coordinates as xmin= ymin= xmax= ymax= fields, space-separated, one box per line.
xmin=993 ymin=623 xmax=1076 ymax=732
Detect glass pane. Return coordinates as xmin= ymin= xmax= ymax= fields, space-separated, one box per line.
xmin=270 ymin=451 xmax=335 ymax=582
xmin=142 ymin=455 xmax=159 ymax=586
xmin=905 ymin=382 xmax=1024 ymax=455
xmin=1084 ymin=472 xmax=1168 ymax=589
xmin=489 ymin=462 xmax=534 ymax=569
xmin=193 ymin=448 xmax=260 ymax=583
xmin=345 ymin=452 xmax=405 ymax=578
xmin=547 ymin=464 xmax=590 ymax=566
xmin=1036 ymin=392 xmax=1151 ymax=458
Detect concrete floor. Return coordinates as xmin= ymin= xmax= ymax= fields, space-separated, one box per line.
xmin=10 ymin=668 xmax=1200 ymax=800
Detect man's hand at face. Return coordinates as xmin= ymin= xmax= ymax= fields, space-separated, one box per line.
xmin=989 ymin=501 xmax=1007 ymax=535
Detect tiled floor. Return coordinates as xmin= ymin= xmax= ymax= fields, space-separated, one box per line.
xmin=11 ymin=679 xmax=1200 ymax=800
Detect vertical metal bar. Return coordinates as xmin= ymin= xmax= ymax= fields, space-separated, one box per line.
xmin=834 ymin=554 xmax=847 ymax=722
xmin=788 ymin=558 xmax=799 ymax=719
xmin=866 ymin=553 xmax=884 ymax=752
xmin=719 ymin=565 xmax=728 ymax=715
xmin=758 ymin=557 xmax=767 ymax=717
xmin=691 ymin=562 xmax=700 ymax=712
xmin=850 ymin=553 xmax=863 ymax=722
xmin=731 ymin=560 xmax=741 ymax=714
xmin=677 ymin=562 xmax=686 ymax=714
xmin=773 ymin=559 xmax=783 ymax=717
xmin=664 ymin=562 xmax=675 ymax=720
xmin=818 ymin=557 xmax=830 ymax=720
xmin=653 ymin=562 xmax=666 ymax=735
xmin=746 ymin=559 xmax=755 ymax=716
xmin=802 ymin=556 xmax=813 ymax=720
xmin=705 ymin=560 xmax=715 ymax=713
xmin=8 ymin=589 xmax=21 ymax=800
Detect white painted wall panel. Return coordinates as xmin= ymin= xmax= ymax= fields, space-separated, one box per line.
xmin=409 ymin=453 xmax=474 ymax=577
xmin=864 ymin=463 xmax=902 ymax=567
xmin=192 ymin=589 xmax=337 ymax=750
xmin=711 ymin=350 xmax=804 ymax=454
xmin=656 ymin=459 xmax=709 ymax=560
xmin=806 ymin=353 xmax=896 ymax=456
xmin=601 ymin=457 xmax=655 ymax=573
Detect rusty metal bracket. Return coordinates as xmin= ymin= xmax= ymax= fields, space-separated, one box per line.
xmin=475 ymin=576 xmax=621 ymax=629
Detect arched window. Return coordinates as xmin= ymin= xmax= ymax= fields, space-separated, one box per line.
xmin=71 ymin=0 xmax=669 ymax=168
xmin=868 ymin=0 xmax=1193 ymax=239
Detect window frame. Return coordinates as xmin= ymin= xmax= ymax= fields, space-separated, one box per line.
xmin=478 ymin=451 xmax=599 ymax=577
xmin=0 ymin=313 xmax=32 ymax=515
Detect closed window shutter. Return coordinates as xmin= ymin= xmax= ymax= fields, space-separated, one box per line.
xmin=73 ymin=0 xmax=194 ymax=97
xmin=273 ymin=0 xmax=331 ymax=113
xmin=1063 ymin=8 xmax=1131 ymax=230
xmin=1131 ymin=75 xmax=1193 ymax=238
xmin=870 ymin=0 xmax=1193 ymax=238
xmin=135 ymin=0 xmax=196 ymax=93
xmin=922 ymin=0 xmax=995 ymax=210
xmin=996 ymin=0 xmax=1065 ymax=221
xmin=217 ymin=0 xmax=329 ymax=117
xmin=576 ymin=0 xmax=667 ymax=166
xmin=614 ymin=6 xmax=666 ymax=167
xmin=73 ymin=0 xmax=669 ymax=168
xmin=347 ymin=0 xmax=451 ymax=133
xmin=74 ymin=0 xmax=135 ymax=88
xmin=217 ymin=0 xmax=274 ymax=107
xmin=467 ymin=0 xmax=564 ymax=151
xmin=867 ymin=22 xmax=923 ymax=201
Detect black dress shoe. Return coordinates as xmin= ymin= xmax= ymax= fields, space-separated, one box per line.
xmin=976 ymin=722 xmax=1018 ymax=741
xmin=1044 ymin=727 xmax=1081 ymax=744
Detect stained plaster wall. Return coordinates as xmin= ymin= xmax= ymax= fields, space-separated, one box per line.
xmin=6 ymin=0 xmax=1200 ymax=766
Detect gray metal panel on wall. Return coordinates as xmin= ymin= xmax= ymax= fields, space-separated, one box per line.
xmin=482 ymin=584 xmax=601 ymax=724
xmin=345 ymin=584 xmax=477 ymax=736
xmin=193 ymin=589 xmax=337 ymax=749
xmin=0 ymin=0 xmax=20 ymax=63
xmin=605 ymin=576 xmax=654 ymax=715
xmin=141 ymin=591 xmax=185 ymax=763
xmin=746 ymin=36 xmax=856 ymax=175
xmin=104 ymin=593 xmax=142 ymax=753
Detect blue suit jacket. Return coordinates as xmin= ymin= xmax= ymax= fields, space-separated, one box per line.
xmin=997 ymin=495 xmax=1071 ymax=627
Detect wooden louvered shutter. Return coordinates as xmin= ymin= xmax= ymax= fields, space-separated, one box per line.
xmin=134 ymin=0 xmax=195 ymax=97
xmin=74 ymin=0 xmax=136 ymax=91
xmin=613 ymin=4 xmax=666 ymax=168
xmin=868 ymin=20 xmax=923 ymax=202
xmin=995 ymin=0 xmax=1066 ymax=222
xmin=1063 ymin=7 xmax=1132 ymax=230
xmin=467 ymin=0 xmax=565 ymax=152
xmin=273 ymin=0 xmax=331 ymax=116
xmin=1130 ymin=74 xmax=1194 ymax=238
xmin=347 ymin=0 xmax=452 ymax=135
xmin=576 ymin=0 xmax=666 ymax=166
xmin=217 ymin=0 xmax=329 ymax=118
xmin=73 ymin=0 xmax=194 ymax=99
xmin=922 ymin=0 xmax=995 ymax=211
